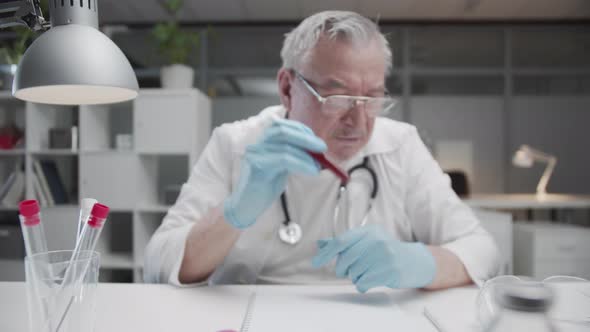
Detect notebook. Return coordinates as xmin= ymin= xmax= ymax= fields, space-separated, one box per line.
xmin=422 ymin=287 xmax=481 ymax=332
xmin=240 ymin=286 xmax=433 ymax=332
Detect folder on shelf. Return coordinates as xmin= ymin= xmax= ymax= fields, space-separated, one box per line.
xmin=0 ymin=171 xmax=17 ymax=204
xmin=32 ymin=172 xmax=49 ymax=207
xmin=0 ymin=169 xmax=25 ymax=206
xmin=33 ymin=160 xmax=55 ymax=206
xmin=39 ymin=160 xmax=69 ymax=204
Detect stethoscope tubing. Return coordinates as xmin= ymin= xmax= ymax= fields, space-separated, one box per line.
xmin=279 ymin=156 xmax=378 ymax=245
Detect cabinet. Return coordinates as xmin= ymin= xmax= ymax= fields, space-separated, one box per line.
xmin=0 ymin=89 xmax=211 ymax=282
xmin=513 ymin=222 xmax=590 ymax=279
xmin=472 ymin=208 xmax=513 ymax=274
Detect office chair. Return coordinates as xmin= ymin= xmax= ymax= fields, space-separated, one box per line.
xmin=446 ymin=170 xmax=470 ymax=197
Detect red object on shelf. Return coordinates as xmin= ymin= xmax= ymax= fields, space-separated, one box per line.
xmin=0 ymin=134 xmax=14 ymax=149
xmin=0 ymin=124 xmax=23 ymax=149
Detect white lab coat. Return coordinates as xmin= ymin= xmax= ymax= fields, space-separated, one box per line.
xmin=144 ymin=105 xmax=501 ymax=286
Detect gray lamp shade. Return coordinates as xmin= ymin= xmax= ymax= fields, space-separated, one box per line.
xmin=12 ymin=24 xmax=138 ymax=105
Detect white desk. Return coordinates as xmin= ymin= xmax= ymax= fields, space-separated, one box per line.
xmin=0 ymin=282 xmax=469 ymax=332
xmin=0 ymin=282 xmax=587 ymax=332
xmin=464 ymin=193 xmax=590 ymax=210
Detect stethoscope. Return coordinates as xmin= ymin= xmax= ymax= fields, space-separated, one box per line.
xmin=278 ymin=156 xmax=379 ymax=245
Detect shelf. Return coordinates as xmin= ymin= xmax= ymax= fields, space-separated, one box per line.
xmin=136 ymin=205 xmax=172 ymax=213
xmin=411 ymin=67 xmax=503 ymax=76
xmin=0 ymin=149 xmax=25 ymax=156
xmin=81 ymin=149 xmax=134 ymax=155
xmin=0 ymin=91 xmax=19 ymax=100
xmin=0 ymin=258 xmax=21 ymax=263
xmin=0 ymin=258 xmax=24 ymax=281
xmin=37 ymin=205 xmax=133 ymax=213
xmin=29 ymin=149 xmax=78 ymax=156
xmin=135 ymin=150 xmax=190 ymax=156
xmin=101 ymin=252 xmax=134 ymax=269
xmin=35 ymin=204 xmax=78 ymax=210
xmin=107 ymin=207 xmax=135 ymax=213
xmin=0 ymin=89 xmax=211 ymax=283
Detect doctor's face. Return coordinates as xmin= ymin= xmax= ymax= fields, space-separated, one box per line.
xmin=279 ymin=36 xmax=388 ymax=162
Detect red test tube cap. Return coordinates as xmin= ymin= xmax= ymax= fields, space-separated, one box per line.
xmin=19 ymin=200 xmax=40 ymax=217
xmin=90 ymin=203 xmax=110 ymax=219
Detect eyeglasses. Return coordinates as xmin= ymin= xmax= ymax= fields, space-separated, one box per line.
xmin=293 ymin=71 xmax=396 ymax=117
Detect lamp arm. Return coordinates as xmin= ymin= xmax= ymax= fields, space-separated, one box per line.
xmin=525 ymin=147 xmax=555 ymax=163
xmin=536 ymin=156 xmax=556 ymax=195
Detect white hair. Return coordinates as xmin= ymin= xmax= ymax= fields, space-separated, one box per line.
xmin=280 ymin=11 xmax=392 ymax=75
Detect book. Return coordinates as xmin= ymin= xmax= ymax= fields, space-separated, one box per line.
xmin=32 ymin=172 xmax=48 ymax=207
xmin=0 ymin=171 xmax=17 ymax=204
xmin=33 ymin=160 xmax=54 ymax=206
xmin=39 ymin=160 xmax=69 ymax=204
xmin=1 ymin=169 xmax=24 ymax=206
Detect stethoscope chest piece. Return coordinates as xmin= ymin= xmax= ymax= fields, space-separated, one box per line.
xmin=278 ymin=221 xmax=302 ymax=245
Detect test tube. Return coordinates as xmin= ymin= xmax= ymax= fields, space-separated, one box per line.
xmin=18 ymin=200 xmax=48 ymax=256
xmin=20 ymin=200 xmax=54 ymax=330
xmin=307 ymin=151 xmax=349 ymax=184
xmin=76 ymin=198 xmax=97 ymax=245
xmin=49 ymin=203 xmax=110 ymax=332
xmin=76 ymin=203 xmax=110 ymax=253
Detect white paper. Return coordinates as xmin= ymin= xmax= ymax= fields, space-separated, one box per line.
xmin=241 ymin=287 xmax=433 ymax=332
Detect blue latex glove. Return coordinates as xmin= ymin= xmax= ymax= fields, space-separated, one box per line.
xmin=312 ymin=225 xmax=436 ymax=293
xmin=224 ymin=118 xmax=327 ymax=229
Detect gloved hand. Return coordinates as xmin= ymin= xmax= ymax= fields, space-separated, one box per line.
xmin=311 ymin=224 xmax=436 ymax=293
xmin=223 ymin=118 xmax=327 ymax=229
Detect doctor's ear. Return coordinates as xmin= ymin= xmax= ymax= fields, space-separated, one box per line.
xmin=277 ymin=68 xmax=294 ymax=111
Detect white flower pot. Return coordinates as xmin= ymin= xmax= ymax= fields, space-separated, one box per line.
xmin=160 ymin=64 xmax=194 ymax=89
xmin=0 ymin=64 xmax=17 ymax=91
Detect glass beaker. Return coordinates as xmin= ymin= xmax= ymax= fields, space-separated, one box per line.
xmin=25 ymin=250 xmax=100 ymax=332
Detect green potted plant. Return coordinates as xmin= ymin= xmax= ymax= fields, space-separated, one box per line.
xmin=153 ymin=0 xmax=200 ymax=89
xmin=0 ymin=27 xmax=35 ymax=90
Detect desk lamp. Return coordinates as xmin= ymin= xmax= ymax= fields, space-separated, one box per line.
xmin=0 ymin=0 xmax=138 ymax=105
xmin=512 ymin=145 xmax=557 ymax=196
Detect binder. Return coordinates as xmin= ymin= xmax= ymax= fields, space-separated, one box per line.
xmin=33 ymin=160 xmax=54 ymax=206
xmin=39 ymin=160 xmax=69 ymax=204
xmin=0 ymin=169 xmax=24 ymax=206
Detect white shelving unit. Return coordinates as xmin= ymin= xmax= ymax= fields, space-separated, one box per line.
xmin=0 ymin=88 xmax=211 ymax=282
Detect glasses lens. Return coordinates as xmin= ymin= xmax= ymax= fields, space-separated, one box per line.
xmin=323 ymin=96 xmax=354 ymax=114
xmin=366 ymin=98 xmax=388 ymax=116
xmin=323 ymin=96 xmax=394 ymax=116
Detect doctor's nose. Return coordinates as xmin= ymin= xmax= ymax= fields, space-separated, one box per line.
xmin=340 ymin=102 xmax=368 ymax=127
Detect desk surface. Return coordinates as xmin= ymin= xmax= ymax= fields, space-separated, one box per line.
xmin=464 ymin=193 xmax=590 ymax=209
xmin=0 ymin=282 xmax=587 ymax=332
xmin=0 ymin=282 xmax=471 ymax=332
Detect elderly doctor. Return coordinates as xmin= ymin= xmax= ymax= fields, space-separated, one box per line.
xmin=145 ymin=11 xmax=501 ymax=292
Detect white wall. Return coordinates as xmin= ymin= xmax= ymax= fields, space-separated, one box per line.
xmin=509 ymin=97 xmax=590 ymax=194
xmin=212 ymin=97 xmax=281 ymax=128
xmin=411 ymin=97 xmax=505 ymax=193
